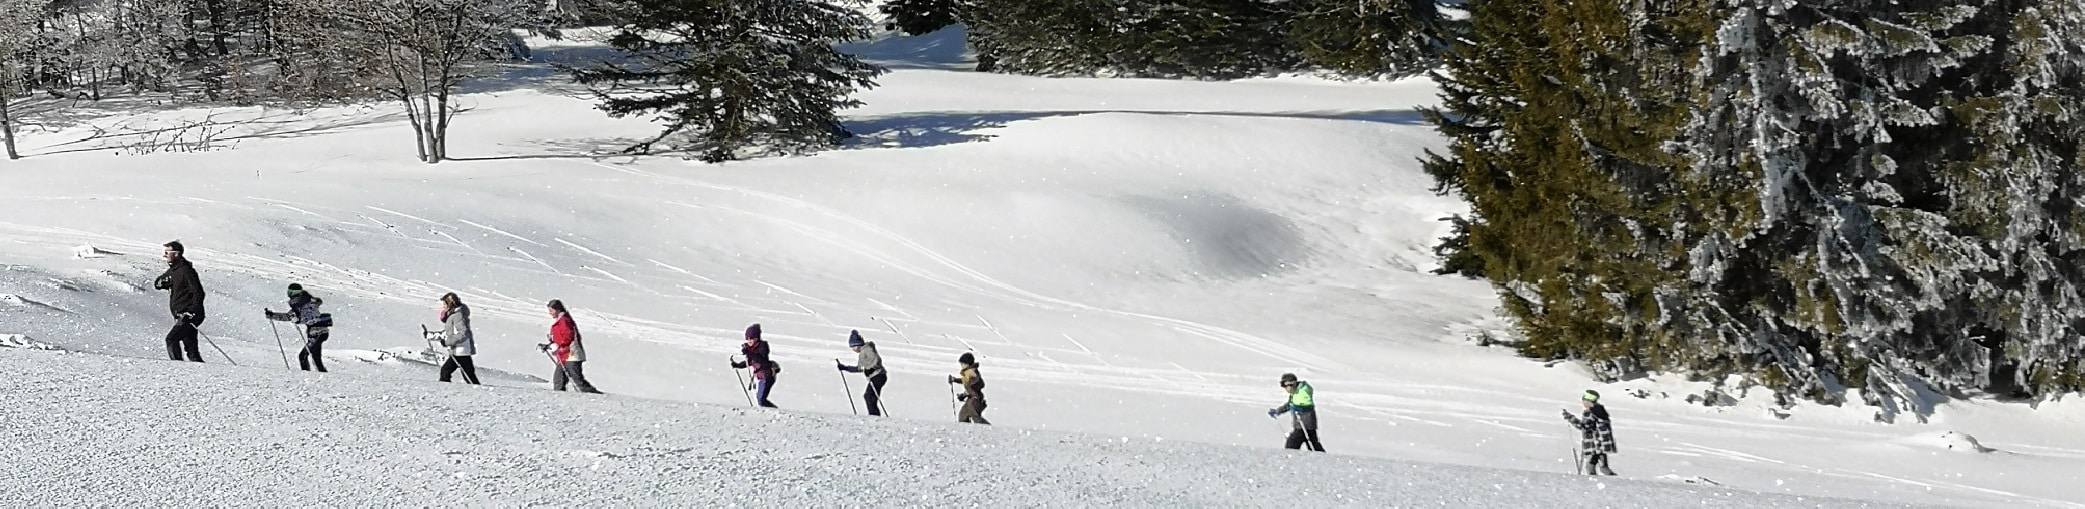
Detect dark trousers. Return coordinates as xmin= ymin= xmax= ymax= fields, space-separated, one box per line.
xmin=439 ymin=355 xmax=480 ymax=384
xmin=754 ymin=376 xmax=777 ymax=408
xmin=553 ymin=361 xmax=600 ymax=393
xmin=1582 ymin=452 xmax=1615 ymax=475
xmin=164 ymin=321 xmax=203 ymax=362
xmin=298 ymin=330 xmax=328 ymax=372
xmin=864 ymin=373 xmax=889 ymax=416
xmin=958 ymin=397 xmax=990 ymax=425
xmin=1285 ymin=429 xmax=1326 ymax=452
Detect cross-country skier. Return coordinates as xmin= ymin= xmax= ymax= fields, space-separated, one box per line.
xmin=1268 ymin=373 xmax=1324 ymax=452
xmin=152 ymin=240 xmax=207 ymax=362
xmin=1563 ymin=389 xmax=1618 ymax=475
xmin=948 ymin=352 xmax=988 ymax=425
xmin=264 ymin=283 xmax=333 ymax=372
xmin=835 ymin=330 xmax=887 ymax=416
xmin=540 ymin=299 xmax=599 ymax=393
xmin=730 ymin=324 xmax=778 ymax=407
xmin=423 ymin=292 xmax=479 ymax=384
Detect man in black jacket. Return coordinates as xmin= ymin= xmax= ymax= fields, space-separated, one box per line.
xmin=153 ymin=240 xmax=207 ymax=362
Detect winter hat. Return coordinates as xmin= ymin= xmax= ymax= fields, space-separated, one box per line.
xmin=1279 ymin=373 xmax=1299 ymax=386
xmin=958 ymin=352 xmax=976 ymax=366
xmin=1582 ymin=389 xmax=1601 ymax=403
xmin=163 ymin=240 xmax=185 ymax=254
xmin=847 ymin=330 xmax=865 ymax=348
xmin=745 ymin=323 xmax=762 ymax=340
xmin=287 ymin=283 xmax=305 ymax=297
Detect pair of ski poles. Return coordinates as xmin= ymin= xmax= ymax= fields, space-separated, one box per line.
xmin=833 ymin=358 xmax=890 ymax=417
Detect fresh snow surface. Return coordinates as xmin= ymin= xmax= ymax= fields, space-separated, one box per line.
xmin=0 ymin=348 xmax=1889 ymax=507
xmin=0 ymin=28 xmax=2080 ymax=507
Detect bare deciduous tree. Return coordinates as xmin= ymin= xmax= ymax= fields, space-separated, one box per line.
xmin=0 ymin=0 xmax=45 ymax=160
xmin=280 ymin=0 xmax=536 ymax=163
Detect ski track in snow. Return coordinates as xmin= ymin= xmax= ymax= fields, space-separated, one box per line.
xmin=582 ymin=266 xmax=631 ymax=284
xmin=250 ymin=198 xmax=341 ymax=223
xmin=507 ymin=247 xmax=562 ymax=275
xmin=356 ymin=214 xmax=409 ymax=237
xmin=555 ymin=238 xmax=629 ymax=266
xmin=364 ymin=206 xmax=451 ymax=229
xmin=458 ymin=219 xmax=547 ymax=247
xmin=648 ymin=259 xmax=719 ymax=284
xmin=678 ymin=285 xmax=753 ymax=309
xmin=433 ymin=230 xmax=486 ymax=256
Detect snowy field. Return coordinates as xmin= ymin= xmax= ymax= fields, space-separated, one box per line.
xmin=2 ymin=28 xmax=2081 ymax=506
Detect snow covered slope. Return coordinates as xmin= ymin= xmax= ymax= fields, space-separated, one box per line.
xmin=0 ymin=348 xmax=1885 ymax=507
xmin=1 ymin=28 xmax=2082 ymax=506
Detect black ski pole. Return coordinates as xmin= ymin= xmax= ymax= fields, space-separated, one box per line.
xmin=425 ymin=325 xmax=458 ymax=383
xmin=196 ymin=329 xmax=237 ymax=366
xmin=836 ymin=358 xmax=858 ymax=416
xmin=730 ymin=355 xmax=755 ymax=406
xmin=866 ymin=375 xmax=891 ymax=417
xmin=948 ymin=379 xmax=960 ymax=417
xmin=267 ymin=319 xmax=291 ymax=370
xmin=1567 ymin=411 xmax=1583 ymax=475
xmin=540 ymin=346 xmax=581 ymax=391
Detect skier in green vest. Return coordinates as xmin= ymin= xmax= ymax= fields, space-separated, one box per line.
xmin=1267 ymin=373 xmax=1324 ymax=452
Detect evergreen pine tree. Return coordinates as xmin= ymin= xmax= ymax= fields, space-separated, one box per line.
xmin=1434 ymin=0 xmax=2085 ymax=417
xmin=965 ymin=0 xmax=1293 ymax=78
xmin=569 ymin=0 xmax=886 ymax=162
xmin=1675 ymin=0 xmax=2085 ymax=418
xmin=881 ymin=0 xmax=964 ymax=36
xmin=1284 ymin=0 xmax=1446 ymax=76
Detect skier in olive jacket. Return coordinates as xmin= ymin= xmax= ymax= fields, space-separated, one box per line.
xmin=948 ymin=352 xmax=988 ymax=425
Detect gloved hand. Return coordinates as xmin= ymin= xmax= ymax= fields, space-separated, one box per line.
xmin=956 ymin=393 xmax=968 ymax=401
xmin=947 ymin=375 xmax=960 ymax=385
xmin=263 ymin=308 xmax=276 ymax=317
xmin=1268 ymin=409 xmax=1280 ymax=419
xmin=835 ymin=360 xmax=845 ymax=372
xmin=537 ymin=343 xmax=551 ymax=352
xmin=1560 ymin=409 xmax=1573 ymax=420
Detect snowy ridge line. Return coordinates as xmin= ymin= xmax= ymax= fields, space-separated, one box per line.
xmin=611 ymin=162 xmax=1339 ymax=370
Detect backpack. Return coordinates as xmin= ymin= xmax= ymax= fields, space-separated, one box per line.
xmin=769 ymin=360 xmax=783 ymax=375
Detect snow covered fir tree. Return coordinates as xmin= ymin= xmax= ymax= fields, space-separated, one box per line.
xmin=1427 ymin=0 xmax=2085 ymax=420
xmin=6 ymin=0 xmax=2085 ymax=505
